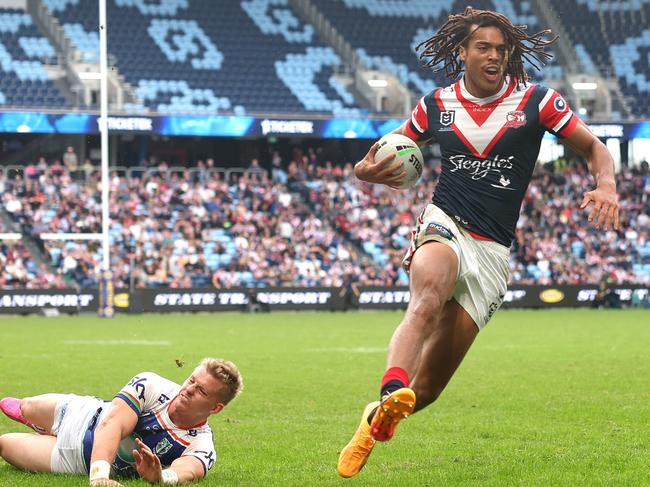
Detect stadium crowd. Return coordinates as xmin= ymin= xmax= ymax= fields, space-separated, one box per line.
xmin=1 ymin=151 xmax=649 ymax=290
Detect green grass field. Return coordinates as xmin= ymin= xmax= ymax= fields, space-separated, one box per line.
xmin=0 ymin=309 xmax=649 ymax=486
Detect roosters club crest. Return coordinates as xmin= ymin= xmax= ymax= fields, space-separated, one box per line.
xmin=505 ymin=110 xmax=526 ymax=128
xmin=440 ymin=110 xmax=455 ymax=127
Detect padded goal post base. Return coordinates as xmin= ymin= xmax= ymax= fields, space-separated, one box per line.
xmin=98 ymin=270 xmax=115 ymax=318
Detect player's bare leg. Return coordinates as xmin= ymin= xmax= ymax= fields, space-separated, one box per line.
xmin=0 ymin=433 xmax=57 ymax=472
xmin=338 ymin=242 xmax=459 ymax=477
xmin=386 ymin=242 xmax=459 ymax=376
xmin=0 ymin=394 xmax=65 ymax=434
xmin=410 ymin=298 xmax=478 ymax=412
xmin=370 ymin=242 xmax=458 ymax=441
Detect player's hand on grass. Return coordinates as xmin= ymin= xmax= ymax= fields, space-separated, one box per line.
xmin=90 ymin=479 xmax=125 ymax=487
xmin=354 ymin=143 xmax=406 ymax=188
xmin=580 ymin=180 xmax=620 ymax=231
xmin=133 ymin=437 xmax=163 ymax=483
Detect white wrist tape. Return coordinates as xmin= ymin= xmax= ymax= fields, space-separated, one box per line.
xmin=161 ymin=468 xmax=179 ymax=485
xmin=89 ymin=460 xmax=111 ymax=481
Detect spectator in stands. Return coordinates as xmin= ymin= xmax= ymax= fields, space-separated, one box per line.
xmin=36 ymin=157 xmax=48 ymax=177
xmin=337 ymin=7 xmax=620 ymax=479
xmin=50 ymin=159 xmax=65 ymax=177
xmin=82 ymin=158 xmax=95 ymax=180
xmin=271 ymin=150 xmax=288 ymax=184
xmin=3 ymin=192 xmax=23 ymax=220
xmin=5 ymin=151 xmax=645 ymax=291
xmin=24 ymin=163 xmax=38 ymax=181
xmin=63 ymin=146 xmax=79 ymax=178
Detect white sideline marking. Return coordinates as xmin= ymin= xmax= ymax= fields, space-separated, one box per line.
xmin=64 ymin=340 xmax=171 ymax=346
xmin=307 ymin=347 xmax=386 ymax=353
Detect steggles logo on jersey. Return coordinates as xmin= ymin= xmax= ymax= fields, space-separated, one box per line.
xmin=492 ymin=174 xmax=516 ymax=191
xmin=505 ymin=110 xmax=526 ymax=128
xmin=440 ymin=110 xmax=455 ymax=126
xmin=448 ymin=154 xmax=514 ymax=181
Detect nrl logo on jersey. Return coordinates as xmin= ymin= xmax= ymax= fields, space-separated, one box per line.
xmin=439 ymin=110 xmax=455 ymax=127
xmin=505 ymin=110 xmax=526 ymax=128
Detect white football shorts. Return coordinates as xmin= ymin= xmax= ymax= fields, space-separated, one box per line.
xmin=402 ymin=203 xmax=510 ymax=329
xmin=50 ymin=394 xmax=108 ymax=474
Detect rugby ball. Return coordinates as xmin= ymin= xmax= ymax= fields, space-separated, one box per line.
xmin=375 ymin=133 xmax=423 ymax=189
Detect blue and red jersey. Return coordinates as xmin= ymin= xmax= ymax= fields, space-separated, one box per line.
xmin=405 ymin=76 xmax=579 ymax=246
xmin=82 ymin=372 xmax=216 ymax=478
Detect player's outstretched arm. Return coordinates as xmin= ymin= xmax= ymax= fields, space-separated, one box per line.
xmin=89 ymin=399 xmax=138 ymax=486
xmin=133 ymin=438 xmax=205 ymax=484
xmin=563 ymin=121 xmax=620 ymax=231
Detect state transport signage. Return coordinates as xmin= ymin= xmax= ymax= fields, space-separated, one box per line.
xmin=0 ymin=290 xmax=96 ymax=313
xmin=0 ymin=286 xmax=647 ymax=314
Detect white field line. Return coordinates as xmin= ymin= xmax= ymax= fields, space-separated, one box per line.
xmin=63 ymin=340 xmax=171 ymax=346
xmin=306 ymin=347 xmax=386 ymax=353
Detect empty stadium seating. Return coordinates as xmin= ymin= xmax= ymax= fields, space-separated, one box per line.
xmin=549 ymin=0 xmax=650 ymax=117
xmin=0 ymin=1 xmax=645 ymax=115
xmin=44 ymin=0 xmax=363 ymax=114
xmin=0 ymin=9 xmax=66 ymax=108
xmin=311 ymin=0 xmax=563 ymax=98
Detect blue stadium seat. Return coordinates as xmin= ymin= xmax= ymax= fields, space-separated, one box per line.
xmin=44 ymin=0 xmax=363 ymax=114
xmin=311 ymin=0 xmax=562 ymax=98
xmin=549 ymin=0 xmax=650 ymax=117
xmin=0 ymin=9 xmax=65 ymax=108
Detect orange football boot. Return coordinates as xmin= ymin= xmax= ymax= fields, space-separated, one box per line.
xmin=337 ymin=401 xmax=379 ymax=478
xmin=370 ymin=387 xmax=415 ymax=442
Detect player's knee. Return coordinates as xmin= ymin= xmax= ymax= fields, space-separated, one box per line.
xmin=408 ymin=291 xmax=445 ymax=323
xmin=18 ymin=397 xmax=33 ymax=418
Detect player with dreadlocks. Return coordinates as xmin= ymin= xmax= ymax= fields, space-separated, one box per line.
xmin=338 ymin=7 xmax=619 ymax=478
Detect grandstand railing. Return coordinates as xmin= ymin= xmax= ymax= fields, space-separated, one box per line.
xmin=0 ymin=164 xmax=269 ymax=182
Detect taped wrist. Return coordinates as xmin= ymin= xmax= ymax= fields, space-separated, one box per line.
xmin=89 ymin=460 xmax=111 ymax=481
xmin=161 ymin=468 xmax=179 ymax=485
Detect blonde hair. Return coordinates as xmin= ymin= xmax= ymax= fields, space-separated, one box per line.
xmin=200 ymin=357 xmax=243 ymax=405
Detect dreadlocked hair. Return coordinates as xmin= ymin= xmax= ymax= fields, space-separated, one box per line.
xmin=416 ymin=6 xmax=558 ymax=84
